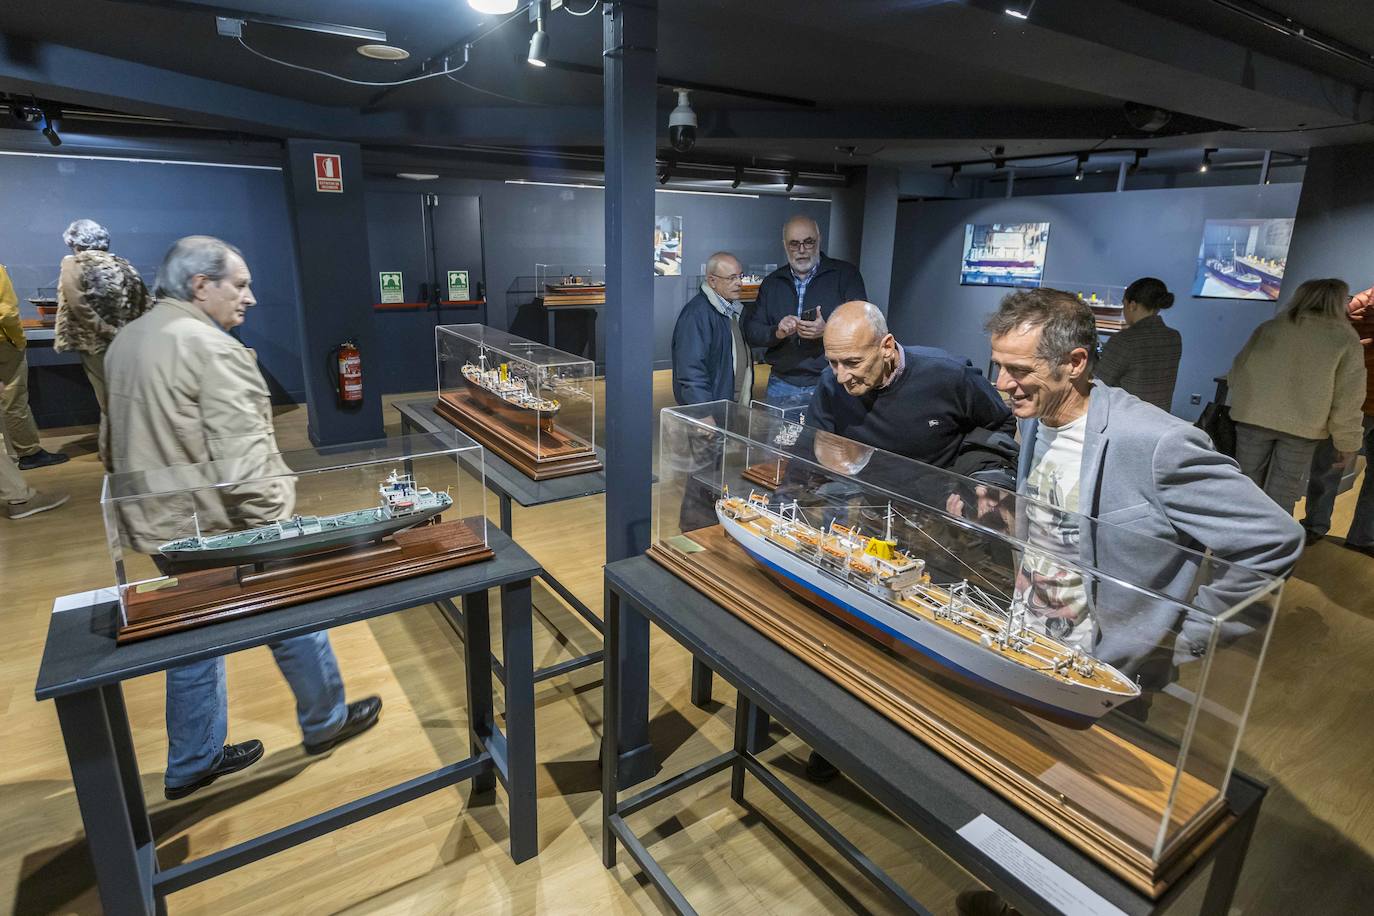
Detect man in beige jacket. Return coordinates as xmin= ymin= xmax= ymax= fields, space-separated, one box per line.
xmin=0 ymin=262 xmax=68 ymax=470
xmin=105 ymin=236 xmax=381 ymax=799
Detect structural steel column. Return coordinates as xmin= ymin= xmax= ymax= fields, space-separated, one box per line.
xmin=603 ymin=0 xmax=659 ymax=787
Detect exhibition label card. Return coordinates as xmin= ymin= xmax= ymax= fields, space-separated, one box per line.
xmin=956 ymin=815 xmax=1127 ymax=916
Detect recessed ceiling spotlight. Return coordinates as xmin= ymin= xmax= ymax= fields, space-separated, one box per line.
xmin=1004 ymin=0 xmax=1036 ymax=19
xmin=469 ymin=0 xmax=519 ymax=13
xmin=357 ymin=44 xmax=410 ymax=61
xmin=397 ymin=172 xmax=440 ymax=180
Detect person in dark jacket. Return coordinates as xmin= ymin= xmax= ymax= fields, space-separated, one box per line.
xmin=742 ymin=215 xmax=866 ymax=411
xmin=1094 ymin=277 xmax=1182 ymax=411
xmin=671 ymin=252 xmax=752 ymax=406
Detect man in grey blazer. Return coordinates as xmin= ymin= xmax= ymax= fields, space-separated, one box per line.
xmin=985 ymin=288 xmax=1304 ymax=674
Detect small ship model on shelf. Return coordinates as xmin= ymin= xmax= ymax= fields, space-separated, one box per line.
xmin=544 ymin=274 xmax=606 ymax=293
xmin=716 ymin=490 xmax=1140 ymax=726
xmin=158 ymin=471 xmax=450 ymax=570
xmin=460 ymin=349 xmax=560 ymax=431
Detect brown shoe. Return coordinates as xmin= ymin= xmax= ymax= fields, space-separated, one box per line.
xmin=7 ymin=490 xmax=70 ymax=519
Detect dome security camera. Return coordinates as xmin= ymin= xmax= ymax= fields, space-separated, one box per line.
xmin=668 ymin=89 xmax=696 ymax=153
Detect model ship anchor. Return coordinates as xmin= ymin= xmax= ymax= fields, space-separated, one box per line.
xmin=717 ymin=489 xmax=1140 ymax=726
xmin=158 ymin=471 xmax=451 ymax=571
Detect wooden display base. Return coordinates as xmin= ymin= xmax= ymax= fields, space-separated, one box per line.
xmin=118 ymin=518 xmax=492 ymax=643
xmin=649 ymin=526 xmax=1231 ymax=898
xmin=537 ymin=292 xmax=606 ymax=307
xmin=742 ymin=458 xmax=789 ymax=490
xmin=436 ymin=393 xmax=602 ymax=481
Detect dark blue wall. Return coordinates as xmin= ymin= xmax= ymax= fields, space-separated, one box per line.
xmin=887 ymin=183 xmax=1303 ymax=420
xmin=0 ymin=152 xmax=305 ymax=411
xmin=1282 ymin=143 xmax=1374 ymax=294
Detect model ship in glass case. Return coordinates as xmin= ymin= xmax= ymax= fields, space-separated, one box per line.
xmin=159 ymin=471 xmax=451 ymax=571
xmin=437 ymin=324 xmax=600 ymax=480
xmin=719 ymin=490 xmax=1139 ymax=727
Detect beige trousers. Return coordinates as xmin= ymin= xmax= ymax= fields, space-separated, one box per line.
xmin=0 ymin=341 xmax=41 ymax=461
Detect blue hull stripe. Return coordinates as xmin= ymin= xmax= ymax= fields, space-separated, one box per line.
xmin=740 ymin=541 xmax=1096 ymax=726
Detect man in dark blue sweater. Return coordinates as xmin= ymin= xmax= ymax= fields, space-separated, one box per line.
xmin=742 ymin=215 xmax=866 ymax=411
xmin=808 ymin=301 xmax=1015 ymax=466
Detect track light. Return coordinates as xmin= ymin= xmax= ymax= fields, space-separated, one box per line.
xmin=1073 ymin=153 xmax=1087 ymax=181
xmin=785 ymin=169 xmax=798 ymax=193
xmin=527 ymin=20 xmax=548 ymax=67
xmin=40 ymin=109 xmax=60 ymax=147
xmin=1200 ymin=148 xmax=1215 ymax=173
xmin=949 ymin=164 xmax=961 ymax=185
xmin=468 ymin=0 xmax=518 ymax=13
xmin=659 ymin=160 xmax=673 ymax=185
xmin=1128 ymin=149 xmax=1146 ymax=176
xmin=731 ymin=166 xmax=743 ymax=190
xmin=1004 ymin=0 xmax=1036 ymax=19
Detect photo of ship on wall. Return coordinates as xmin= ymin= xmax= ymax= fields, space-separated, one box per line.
xmin=959 ymin=222 xmax=1050 ymax=288
xmin=1190 ymin=218 xmax=1292 ymax=301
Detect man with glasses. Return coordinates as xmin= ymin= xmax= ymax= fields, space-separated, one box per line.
xmin=743 ymin=215 xmax=866 ymax=413
xmin=672 ymin=251 xmax=753 ymax=407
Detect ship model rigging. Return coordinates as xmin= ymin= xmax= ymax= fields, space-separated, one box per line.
xmin=460 ymin=349 xmax=560 ymax=432
xmin=716 ymin=490 xmax=1140 ymax=726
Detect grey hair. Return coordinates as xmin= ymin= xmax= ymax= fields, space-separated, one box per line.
xmin=63 ymin=219 xmax=110 ymax=252
xmin=153 ymin=236 xmax=244 ymax=301
xmin=850 ymin=300 xmax=888 ymax=340
xmin=1284 ymin=278 xmax=1349 ymax=322
xmin=985 ymin=287 xmax=1098 ymax=372
xmin=704 ymin=251 xmax=741 ymax=278
xmin=783 ymin=214 xmax=821 ymax=243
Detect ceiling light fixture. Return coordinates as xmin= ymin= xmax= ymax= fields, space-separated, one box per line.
xmin=785 ymin=169 xmax=798 ymax=192
xmin=731 ymin=166 xmax=744 ymax=190
xmin=1074 ymin=153 xmax=1086 ymax=181
xmin=949 ymin=164 xmax=961 ymax=185
xmin=527 ymin=0 xmax=550 ymax=67
xmin=1128 ymin=148 xmax=1146 ymax=175
xmin=468 ymin=0 xmax=519 ymax=14
xmin=1200 ymin=148 xmax=1215 ymax=172
xmin=1004 ymin=1 xmax=1036 ymax=20
xmin=505 ymin=179 xmax=603 ymax=190
xmin=659 ymin=160 xmax=674 ymax=185
xmin=397 ymin=172 xmax=440 ymax=180
xmin=358 ymin=44 xmax=410 ymax=61
xmin=655 ymin=188 xmax=760 ymax=199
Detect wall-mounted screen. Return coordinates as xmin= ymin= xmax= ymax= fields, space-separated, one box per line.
xmin=654 ymin=215 xmax=683 ymax=276
xmin=1190 ymin=218 xmax=1292 ymax=301
xmin=960 ymin=222 xmax=1050 ymax=288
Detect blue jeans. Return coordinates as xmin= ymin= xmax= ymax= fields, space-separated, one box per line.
xmin=1303 ymin=414 xmax=1374 ymax=547
xmin=164 ymin=632 xmax=347 ymax=788
xmin=764 ymin=375 xmax=816 ymax=416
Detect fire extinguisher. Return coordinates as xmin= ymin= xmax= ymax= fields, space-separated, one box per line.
xmin=329 ymin=341 xmax=363 ymax=405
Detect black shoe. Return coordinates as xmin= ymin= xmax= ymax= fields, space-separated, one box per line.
xmin=304 ymin=696 xmax=383 ymax=755
xmin=1303 ymin=528 xmax=1325 ymax=547
xmin=805 ymin=749 xmax=839 ymax=783
xmin=165 ymin=739 xmax=265 ymax=800
xmin=17 ymin=448 xmax=69 ymax=470
xmin=1342 ymin=540 xmax=1374 ymax=558
xmin=956 ymin=890 xmax=1021 ymax=916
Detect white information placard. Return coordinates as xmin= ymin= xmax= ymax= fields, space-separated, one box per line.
xmin=957 ymin=815 xmax=1128 ymax=916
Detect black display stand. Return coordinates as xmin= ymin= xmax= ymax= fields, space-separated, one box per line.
xmin=602 ymin=556 xmax=1266 ymax=916
xmin=398 ymin=397 xmax=607 ymax=684
xmin=34 ymin=527 xmax=542 ymax=916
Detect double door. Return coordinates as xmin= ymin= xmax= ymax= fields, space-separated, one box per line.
xmin=366 ymin=191 xmax=485 ymax=394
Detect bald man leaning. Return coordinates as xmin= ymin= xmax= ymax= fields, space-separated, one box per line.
xmin=742 ymin=215 xmax=867 ymax=413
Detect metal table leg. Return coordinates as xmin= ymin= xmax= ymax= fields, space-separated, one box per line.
xmin=462 ymin=590 xmax=498 ymax=795
xmin=55 ymin=688 xmax=155 ymax=915
xmin=605 ymin=582 xmax=658 ymax=788
xmin=500 ymin=577 xmax=539 ymax=862
xmin=601 ymin=584 xmax=621 ymax=868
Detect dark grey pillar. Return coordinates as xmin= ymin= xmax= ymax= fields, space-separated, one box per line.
xmin=282 ymin=139 xmax=384 ymax=446
xmin=859 ymin=164 xmax=900 ymax=312
xmin=1284 ymin=143 xmax=1374 ymax=287
xmin=827 ymin=178 xmax=866 ymax=266
xmin=604 ymin=0 xmax=659 ymax=787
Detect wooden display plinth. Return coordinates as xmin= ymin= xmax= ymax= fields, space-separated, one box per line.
xmin=537 ymin=292 xmax=606 ymax=307
xmin=649 ymin=525 xmax=1231 ymax=898
xmin=118 ymin=518 xmax=492 ymax=643
xmin=742 ymin=458 xmax=789 ymax=490
xmin=436 ymin=392 xmax=602 ymax=481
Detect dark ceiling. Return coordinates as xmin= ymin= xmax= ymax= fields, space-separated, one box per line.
xmin=0 ymin=0 xmax=1370 ymax=174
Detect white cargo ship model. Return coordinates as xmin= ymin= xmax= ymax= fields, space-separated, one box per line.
xmin=461 ymin=350 xmax=559 ymax=431
xmin=158 ymin=471 xmax=450 ymax=570
xmin=717 ymin=490 xmax=1140 ymax=726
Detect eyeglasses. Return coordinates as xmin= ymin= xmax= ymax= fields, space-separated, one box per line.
xmin=785 ymin=237 xmax=817 ymax=252
xmin=710 ymin=272 xmax=744 ymax=282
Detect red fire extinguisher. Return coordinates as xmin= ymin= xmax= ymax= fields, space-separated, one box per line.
xmin=331 ymin=341 xmax=363 ymax=405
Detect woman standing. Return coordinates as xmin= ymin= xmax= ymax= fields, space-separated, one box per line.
xmin=1095 ymin=277 xmax=1182 ymax=410
xmin=1228 ymin=278 xmax=1366 ymax=515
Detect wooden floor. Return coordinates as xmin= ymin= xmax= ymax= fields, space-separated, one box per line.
xmin=2 ymin=371 xmax=1372 ymax=915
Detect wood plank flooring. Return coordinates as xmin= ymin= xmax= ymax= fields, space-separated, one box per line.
xmin=2 ymin=371 xmax=1372 ymax=915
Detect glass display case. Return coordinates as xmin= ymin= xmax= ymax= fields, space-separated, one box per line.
xmin=535 ymin=262 xmax=606 ymax=303
xmin=651 ymin=400 xmax=1283 ymax=895
xmin=435 ymin=323 xmax=601 ymax=480
xmin=686 ymin=263 xmax=774 ymax=303
xmin=1047 ymin=279 xmax=1128 ymax=334
xmin=102 ymin=432 xmax=491 ymax=643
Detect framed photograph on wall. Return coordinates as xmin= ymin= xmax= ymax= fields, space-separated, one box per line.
xmin=654 ymin=215 xmax=683 ymax=276
xmin=959 ymin=222 xmax=1051 ymax=288
xmin=1190 ymin=218 xmax=1292 ymax=301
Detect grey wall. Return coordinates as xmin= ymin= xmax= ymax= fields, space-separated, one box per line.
xmin=887 ymin=182 xmax=1303 ymax=420
xmin=0 ymin=152 xmax=305 ymax=410
xmin=1282 ymin=143 xmax=1374 ymax=293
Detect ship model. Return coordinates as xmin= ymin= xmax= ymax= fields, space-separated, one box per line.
xmin=460 ymin=349 xmax=560 ymax=433
xmin=1234 ymin=254 xmax=1284 ymax=295
xmin=964 ymin=246 xmax=1038 ymax=270
xmin=544 ymin=274 xmax=606 ymax=293
xmin=1205 ymin=241 xmax=1264 ymax=293
xmin=158 ymin=471 xmax=450 ymax=571
xmin=717 ymin=490 xmax=1140 ymax=726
